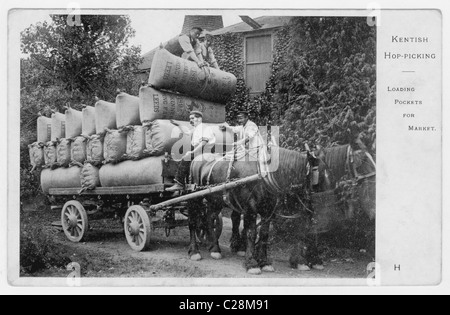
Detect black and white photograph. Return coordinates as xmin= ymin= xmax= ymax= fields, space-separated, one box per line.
xmin=2 ymin=3 xmax=446 ymax=293
xmin=16 ymin=11 xmax=378 ymax=281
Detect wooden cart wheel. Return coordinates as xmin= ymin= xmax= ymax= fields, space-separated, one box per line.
xmin=61 ymin=200 xmax=88 ymax=243
xmin=124 ymin=205 xmax=152 ymax=252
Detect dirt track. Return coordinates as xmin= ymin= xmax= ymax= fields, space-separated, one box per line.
xmin=22 ymin=206 xmax=373 ymax=280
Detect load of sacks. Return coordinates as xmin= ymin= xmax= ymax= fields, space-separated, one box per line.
xmin=31 ymin=50 xmax=237 ymax=195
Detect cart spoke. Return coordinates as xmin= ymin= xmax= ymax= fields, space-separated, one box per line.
xmin=77 ymin=224 xmax=83 ymax=230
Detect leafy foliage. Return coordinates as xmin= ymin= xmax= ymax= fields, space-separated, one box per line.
xmin=272 ymin=17 xmax=376 ymax=153
xmin=21 ymin=15 xmax=142 ymax=99
xmin=20 ymin=217 xmax=71 ymax=274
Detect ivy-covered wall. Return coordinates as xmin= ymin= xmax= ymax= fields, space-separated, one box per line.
xmin=210 ymin=33 xmax=248 ymax=123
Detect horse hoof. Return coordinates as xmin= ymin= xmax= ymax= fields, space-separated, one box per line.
xmin=297 ymin=264 xmax=311 ymax=271
xmin=211 ymin=252 xmax=222 ymax=260
xmin=313 ymin=265 xmax=325 ymax=271
xmin=262 ymin=265 xmax=275 ymax=273
xmin=247 ymin=268 xmax=262 ymax=275
xmin=237 ymin=251 xmax=246 ymax=257
xmin=190 ymin=254 xmax=202 ymax=261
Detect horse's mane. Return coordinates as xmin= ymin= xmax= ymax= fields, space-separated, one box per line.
xmin=323 ymin=145 xmax=350 ymax=183
xmin=272 ymin=147 xmax=308 ymax=189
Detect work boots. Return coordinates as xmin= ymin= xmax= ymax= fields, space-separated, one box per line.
xmin=166 ymin=182 xmax=185 ymax=192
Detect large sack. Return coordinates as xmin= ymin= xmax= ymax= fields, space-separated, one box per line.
xmin=82 ymin=106 xmax=96 ymax=136
xmin=116 ymin=93 xmax=141 ymax=128
xmin=56 ymin=139 xmax=72 ymax=167
xmin=71 ymin=136 xmax=88 ymax=164
xmin=148 ymin=49 xmax=237 ymax=104
xmin=51 ymin=113 xmax=66 ymax=141
xmin=65 ymin=108 xmax=83 ymax=139
xmin=123 ymin=126 xmax=146 ymax=160
xmin=44 ymin=141 xmax=58 ymax=167
xmin=41 ymin=166 xmax=82 ymax=194
xmin=37 ymin=116 xmax=52 ymax=143
xmin=139 ymin=86 xmax=226 ymax=124
xmin=99 ymin=157 xmax=164 ymax=187
xmin=144 ymin=120 xmax=234 ymax=158
xmin=28 ymin=142 xmax=45 ymax=170
xmin=80 ymin=163 xmax=101 ymax=191
xmin=95 ymin=100 xmax=117 ymax=133
xmin=86 ymin=134 xmax=105 ymax=165
xmin=103 ymin=129 xmax=127 ymax=164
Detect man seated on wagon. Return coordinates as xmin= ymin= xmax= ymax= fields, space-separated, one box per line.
xmin=163 ymin=27 xmax=207 ymax=68
xmin=166 ymin=111 xmax=216 ymax=192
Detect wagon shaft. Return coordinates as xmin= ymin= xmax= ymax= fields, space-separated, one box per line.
xmin=150 ymin=174 xmax=263 ymax=211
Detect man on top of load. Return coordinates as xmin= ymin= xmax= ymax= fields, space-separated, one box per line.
xmin=198 ymin=31 xmax=220 ymax=70
xmin=164 ymin=27 xmax=207 ymax=68
xmin=166 ymin=111 xmax=216 ymax=192
xmin=220 ymin=111 xmax=264 ymax=160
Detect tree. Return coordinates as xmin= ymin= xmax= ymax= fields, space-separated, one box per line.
xmin=21 ymin=15 xmax=143 ymax=101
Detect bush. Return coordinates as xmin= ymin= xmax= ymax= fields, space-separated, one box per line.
xmin=20 ymin=218 xmax=71 ymax=275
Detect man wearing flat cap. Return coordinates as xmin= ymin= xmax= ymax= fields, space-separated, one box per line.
xmin=220 ymin=111 xmax=263 ymax=160
xmin=166 ymin=111 xmax=216 ymax=192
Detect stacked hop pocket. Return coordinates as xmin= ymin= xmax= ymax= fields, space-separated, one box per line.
xmin=28 ymin=142 xmax=45 ymax=171
xmin=71 ymin=136 xmax=88 ymax=165
xmin=51 ymin=112 xmax=66 ymax=141
xmin=44 ymin=141 xmax=58 ymax=168
xmin=148 ymin=49 xmax=237 ymax=104
xmin=80 ymin=162 xmax=101 ymax=192
xmin=103 ymin=129 xmax=128 ymax=164
xmin=65 ymin=108 xmax=83 ymax=139
xmin=82 ymin=105 xmax=96 ymax=136
xmin=86 ymin=134 xmax=105 ymax=166
xmin=123 ymin=125 xmax=147 ymax=161
xmin=56 ymin=138 xmax=72 ymax=168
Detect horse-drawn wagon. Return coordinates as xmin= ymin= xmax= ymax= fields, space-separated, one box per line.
xmin=47 ymin=157 xmax=259 ymax=252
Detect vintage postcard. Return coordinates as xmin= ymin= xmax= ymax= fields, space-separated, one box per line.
xmin=1 ymin=1 xmax=447 ymax=293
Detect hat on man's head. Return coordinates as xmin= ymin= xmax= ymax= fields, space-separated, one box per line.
xmin=191 ymin=27 xmax=204 ymax=33
xmin=190 ymin=111 xmax=203 ymax=118
xmin=237 ymin=110 xmax=249 ymax=116
xmin=199 ymin=31 xmax=213 ymax=38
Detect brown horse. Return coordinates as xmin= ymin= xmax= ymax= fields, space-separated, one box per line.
xmin=189 ymin=146 xmax=320 ymax=275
